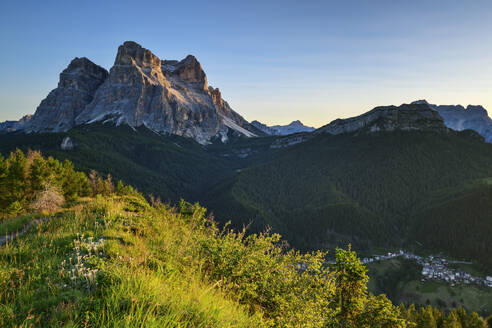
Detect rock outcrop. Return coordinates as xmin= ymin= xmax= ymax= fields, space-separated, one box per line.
xmin=2 ymin=41 xmax=257 ymax=144
xmin=60 ymin=136 xmax=75 ymax=150
xmin=317 ymin=103 xmax=448 ymax=135
xmin=412 ymin=100 xmax=492 ymax=142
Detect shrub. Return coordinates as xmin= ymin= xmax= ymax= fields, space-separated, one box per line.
xmin=30 ymin=183 xmax=65 ymax=214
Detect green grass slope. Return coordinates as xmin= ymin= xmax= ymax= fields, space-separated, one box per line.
xmin=0 ymin=196 xmax=265 ymax=327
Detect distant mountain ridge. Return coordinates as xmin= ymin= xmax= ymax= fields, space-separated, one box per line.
xmin=0 ymin=115 xmax=32 ymax=133
xmin=1 ymin=41 xmax=258 ymax=144
xmin=251 ymin=120 xmax=315 ymax=135
xmin=412 ymin=100 xmax=492 ymax=142
xmin=3 ymin=42 xmax=492 ymax=145
xmin=316 ymin=103 xmax=449 ymax=135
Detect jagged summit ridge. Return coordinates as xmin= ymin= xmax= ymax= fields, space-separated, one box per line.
xmin=4 ymin=41 xmax=257 ymax=144
xmin=76 ymin=41 xmax=257 ymax=143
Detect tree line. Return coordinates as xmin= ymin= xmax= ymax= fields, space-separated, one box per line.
xmin=0 ymin=149 xmax=134 ymax=217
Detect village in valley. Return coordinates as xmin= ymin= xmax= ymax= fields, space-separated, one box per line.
xmin=362 ymin=250 xmax=492 ymax=288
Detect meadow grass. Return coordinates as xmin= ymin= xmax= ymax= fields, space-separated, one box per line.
xmin=0 ymin=214 xmax=38 ymax=237
xmin=0 ymin=195 xmax=265 ymax=327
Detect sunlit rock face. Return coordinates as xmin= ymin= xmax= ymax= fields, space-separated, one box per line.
xmin=316 ymin=103 xmax=447 ymax=135
xmin=76 ymin=41 xmax=257 ymax=144
xmin=4 ymin=41 xmax=257 ymax=144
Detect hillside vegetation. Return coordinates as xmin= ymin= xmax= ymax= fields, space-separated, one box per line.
xmin=0 ymin=124 xmax=248 ymax=202
xmin=2 ymin=128 xmax=492 ymax=268
xmin=0 ymin=151 xmax=489 ymax=327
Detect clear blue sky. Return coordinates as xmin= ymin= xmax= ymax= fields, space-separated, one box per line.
xmin=1 ymin=0 xmax=491 ymax=127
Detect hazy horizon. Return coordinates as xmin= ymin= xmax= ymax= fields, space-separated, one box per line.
xmin=1 ymin=0 xmax=491 ymax=128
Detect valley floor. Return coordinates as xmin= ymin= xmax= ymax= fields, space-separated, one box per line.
xmin=367 ymin=258 xmax=492 ymax=317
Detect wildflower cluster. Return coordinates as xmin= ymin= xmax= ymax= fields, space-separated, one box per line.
xmin=60 ymin=234 xmax=105 ymax=291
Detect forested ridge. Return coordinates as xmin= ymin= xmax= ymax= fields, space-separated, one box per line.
xmin=206 ymin=131 xmax=492 ymax=269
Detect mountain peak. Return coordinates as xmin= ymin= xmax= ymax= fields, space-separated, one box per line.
xmin=411 ymin=99 xmax=429 ymax=105
xmin=4 ymin=41 xmax=257 ymax=144
xmin=426 ymin=103 xmax=492 ymax=142
xmin=114 ymin=41 xmax=162 ymax=69
xmin=288 ymin=120 xmax=304 ymax=126
xmin=466 ymin=105 xmax=487 ymax=113
xmin=25 ymin=57 xmax=108 ymax=133
xmin=171 ymin=54 xmax=207 ymax=90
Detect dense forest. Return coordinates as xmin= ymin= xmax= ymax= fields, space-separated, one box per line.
xmin=205 ymin=131 xmax=492 ymax=269
xmin=0 ymin=150 xmax=490 ymax=327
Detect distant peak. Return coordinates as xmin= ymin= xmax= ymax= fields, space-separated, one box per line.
xmin=63 ymin=57 xmax=108 ymax=76
xmin=121 ymin=41 xmax=143 ymax=49
xmin=251 ymin=120 xmax=314 ymax=135
xmin=411 ymin=99 xmax=429 ymax=105
xmin=466 ymin=105 xmax=486 ymax=111
xmin=182 ymin=54 xmax=199 ymax=63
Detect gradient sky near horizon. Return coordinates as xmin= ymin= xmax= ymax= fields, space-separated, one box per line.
xmin=1 ymin=0 xmax=492 ymax=128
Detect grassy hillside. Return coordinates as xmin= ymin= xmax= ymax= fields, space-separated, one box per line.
xmin=0 ymin=194 xmax=405 ymax=327
xmin=2 ymin=194 xmax=489 ymax=327
xmin=0 ymin=196 xmax=268 ymax=327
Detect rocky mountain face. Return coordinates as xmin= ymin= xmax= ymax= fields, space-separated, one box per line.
xmin=251 ymin=120 xmax=315 ymax=135
xmin=27 ymin=57 xmax=109 ymax=133
xmin=412 ymin=100 xmax=492 ymax=142
xmin=316 ymin=103 xmax=448 ymax=135
xmin=3 ymin=41 xmax=257 ymax=144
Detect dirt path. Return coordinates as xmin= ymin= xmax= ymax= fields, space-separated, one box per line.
xmin=0 ymin=217 xmax=49 ymax=246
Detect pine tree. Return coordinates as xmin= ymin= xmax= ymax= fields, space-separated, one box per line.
xmin=334 ymin=245 xmax=368 ymax=327
xmin=333 ymin=245 xmax=407 ymax=327
xmin=0 ymin=155 xmax=8 ymax=209
xmin=5 ymin=149 xmax=28 ymax=208
xmin=417 ymin=306 xmax=437 ymax=328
